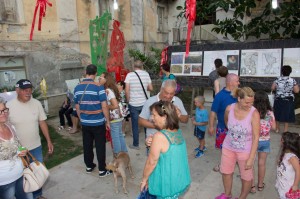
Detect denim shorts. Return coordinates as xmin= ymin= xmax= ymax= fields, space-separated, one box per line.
xmin=257 ymin=140 xmax=270 ymax=153
xmin=194 ymin=127 xmax=205 ymax=140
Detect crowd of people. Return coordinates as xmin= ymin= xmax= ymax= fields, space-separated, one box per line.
xmin=1 ymin=60 xmax=300 ymax=199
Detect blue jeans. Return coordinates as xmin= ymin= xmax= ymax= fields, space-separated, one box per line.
xmin=29 ymin=146 xmax=43 ymax=199
xmin=128 ymin=104 xmax=143 ymax=147
xmin=0 ymin=176 xmax=33 ymax=199
xmin=111 ymin=121 xmax=128 ymax=154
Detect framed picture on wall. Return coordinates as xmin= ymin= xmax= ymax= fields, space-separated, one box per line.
xmin=203 ymin=50 xmax=239 ymax=76
xmin=170 ymin=51 xmax=202 ymax=76
xmin=240 ymin=48 xmax=281 ymax=77
xmin=283 ymin=48 xmax=300 ymax=77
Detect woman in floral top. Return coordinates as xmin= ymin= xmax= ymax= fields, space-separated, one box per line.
xmin=0 ymin=97 xmax=33 ymax=199
xmin=271 ymin=65 xmax=299 ymax=133
xmin=250 ymin=90 xmax=276 ymax=193
xmin=99 ymin=72 xmax=128 ymax=156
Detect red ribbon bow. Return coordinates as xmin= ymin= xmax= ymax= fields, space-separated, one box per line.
xmin=185 ymin=0 xmax=196 ymax=56
xmin=30 ymin=0 xmax=52 ymax=41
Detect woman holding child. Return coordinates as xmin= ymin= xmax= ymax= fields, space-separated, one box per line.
xmin=216 ymin=87 xmax=260 ymax=199
xmin=140 ymin=101 xmax=191 ymax=198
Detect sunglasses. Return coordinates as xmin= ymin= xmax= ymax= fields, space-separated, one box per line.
xmin=158 ymin=100 xmax=167 ymax=114
xmin=0 ymin=108 xmax=9 ymax=115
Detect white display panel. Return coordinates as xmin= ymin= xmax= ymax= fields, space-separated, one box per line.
xmin=240 ymin=49 xmax=282 ymax=77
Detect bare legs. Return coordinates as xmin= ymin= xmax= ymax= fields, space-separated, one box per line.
xmin=239 ymin=179 xmax=251 ymax=199
xmin=222 ymin=173 xmax=233 ymax=197
xmin=258 ymin=152 xmax=267 ymax=188
xmin=276 ymin=121 xmax=289 ymax=133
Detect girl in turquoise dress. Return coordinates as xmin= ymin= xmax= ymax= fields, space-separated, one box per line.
xmin=140 ymin=101 xmax=191 ymax=199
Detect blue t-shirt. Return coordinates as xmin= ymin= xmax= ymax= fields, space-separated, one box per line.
xmin=195 ymin=108 xmax=208 ymax=131
xmin=74 ymin=79 xmax=107 ymax=126
xmin=162 ymin=74 xmax=176 ymax=82
xmin=211 ymin=88 xmax=237 ymax=129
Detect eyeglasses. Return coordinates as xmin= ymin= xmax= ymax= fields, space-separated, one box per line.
xmin=0 ymin=108 xmax=9 ymax=115
xmin=159 ymin=100 xmax=166 ymax=114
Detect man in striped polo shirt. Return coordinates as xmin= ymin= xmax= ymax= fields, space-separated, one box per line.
xmin=125 ymin=60 xmax=153 ymax=150
xmin=74 ymin=64 xmax=111 ymax=177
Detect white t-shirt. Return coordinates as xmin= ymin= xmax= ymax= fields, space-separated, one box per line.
xmin=7 ymin=98 xmax=47 ymax=150
xmin=124 ymin=69 xmax=152 ymax=107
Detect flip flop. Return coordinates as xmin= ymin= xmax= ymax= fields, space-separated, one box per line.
xmin=69 ymin=129 xmax=79 ymax=134
xmin=250 ymin=186 xmax=256 ymax=194
xmin=67 ymin=127 xmax=73 ymax=131
xmin=258 ymin=183 xmax=265 ymax=191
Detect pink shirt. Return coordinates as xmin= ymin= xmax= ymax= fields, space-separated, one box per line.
xmin=223 ymin=103 xmax=256 ymax=153
xmin=259 ymin=110 xmax=275 ymax=141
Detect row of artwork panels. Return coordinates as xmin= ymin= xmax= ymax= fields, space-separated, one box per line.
xmin=170 ymin=48 xmax=300 ymax=77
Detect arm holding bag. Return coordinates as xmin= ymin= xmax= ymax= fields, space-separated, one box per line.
xmin=21 ymin=152 xmax=49 ymax=193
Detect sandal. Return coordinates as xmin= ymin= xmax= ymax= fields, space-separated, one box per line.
xmin=69 ymin=129 xmax=79 ymax=134
xmin=213 ymin=164 xmax=220 ymax=172
xmin=258 ymin=183 xmax=265 ymax=191
xmin=250 ymin=186 xmax=256 ymax=194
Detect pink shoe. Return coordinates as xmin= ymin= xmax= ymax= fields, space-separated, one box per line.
xmin=215 ymin=193 xmax=232 ymax=199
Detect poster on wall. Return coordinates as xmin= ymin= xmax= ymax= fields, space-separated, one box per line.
xmin=283 ymin=48 xmax=300 ymax=77
xmin=203 ymin=50 xmax=240 ymax=76
xmin=240 ymin=48 xmax=281 ymax=77
xmin=170 ymin=51 xmax=202 ymax=76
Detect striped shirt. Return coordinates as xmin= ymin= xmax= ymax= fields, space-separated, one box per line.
xmin=74 ymin=79 xmax=107 ymax=126
xmin=124 ymin=70 xmax=152 ymax=107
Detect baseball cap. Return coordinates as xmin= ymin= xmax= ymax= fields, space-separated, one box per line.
xmin=15 ymin=79 xmax=33 ymax=89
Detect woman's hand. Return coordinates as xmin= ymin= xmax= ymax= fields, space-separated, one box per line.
xmin=145 ymin=135 xmax=153 ymax=147
xmin=140 ymin=180 xmax=148 ymax=192
xmin=245 ymin=158 xmax=254 ymax=170
xmin=18 ymin=150 xmax=28 ymax=157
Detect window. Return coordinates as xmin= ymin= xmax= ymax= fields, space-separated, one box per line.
xmin=0 ymin=0 xmax=17 ymax=23
xmin=157 ymin=6 xmax=164 ymax=31
xmin=0 ymin=57 xmax=26 ymax=89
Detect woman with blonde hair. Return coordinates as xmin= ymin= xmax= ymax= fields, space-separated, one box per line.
xmin=215 ymin=87 xmax=260 ymax=199
xmin=99 ymin=72 xmax=127 ymax=156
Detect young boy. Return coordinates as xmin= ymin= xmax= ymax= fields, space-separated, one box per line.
xmin=192 ymin=96 xmax=209 ymax=158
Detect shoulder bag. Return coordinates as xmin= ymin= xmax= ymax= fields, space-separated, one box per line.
xmin=134 ymin=71 xmax=148 ymax=100
xmin=21 ymin=152 xmax=49 ymax=193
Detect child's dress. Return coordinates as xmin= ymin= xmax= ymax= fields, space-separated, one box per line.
xmin=275 ymin=153 xmax=299 ymax=199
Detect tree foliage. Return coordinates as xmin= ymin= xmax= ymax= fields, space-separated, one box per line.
xmin=177 ymin=0 xmax=300 ymax=41
xmin=128 ymin=47 xmax=162 ymax=76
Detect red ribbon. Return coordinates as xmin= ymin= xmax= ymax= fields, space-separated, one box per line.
xmin=30 ymin=0 xmax=52 ymax=41
xmin=185 ymin=0 xmax=196 ymax=56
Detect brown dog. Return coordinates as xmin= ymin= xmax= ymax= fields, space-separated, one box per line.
xmin=106 ymin=152 xmax=134 ymax=194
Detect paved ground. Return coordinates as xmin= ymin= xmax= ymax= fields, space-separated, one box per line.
xmin=43 ymin=116 xmax=295 ymax=199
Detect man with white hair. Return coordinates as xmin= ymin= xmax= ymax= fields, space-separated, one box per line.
xmin=139 ymin=79 xmax=188 ymax=147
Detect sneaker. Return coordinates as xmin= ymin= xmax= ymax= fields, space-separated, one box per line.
xmin=215 ymin=193 xmax=232 ymax=199
xmin=86 ymin=163 xmax=96 ymax=173
xmin=129 ymin=144 xmax=140 ymax=150
xmin=194 ymin=146 xmax=207 ymax=152
xmin=99 ymin=169 xmax=112 ymax=177
xmin=195 ymin=150 xmax=204 ymax=158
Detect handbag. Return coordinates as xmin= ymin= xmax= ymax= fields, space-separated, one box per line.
xmin=168 ymin=74 xmax=182 ymax=95
xmin=286 ymin=187 xmax=300 ymax=199
xmin=21 ymin=152 xmax=49 ymax=193
xmin=136 ymin=188 xmax=157 ymax=199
